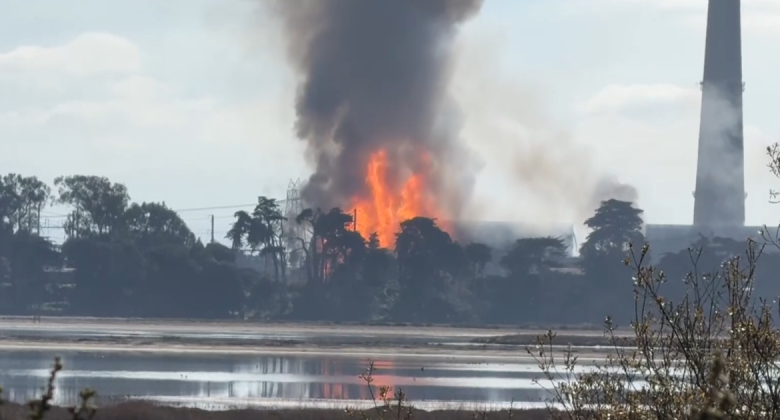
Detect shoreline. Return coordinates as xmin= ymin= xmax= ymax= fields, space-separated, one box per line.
xmin=0 ymin=339 xmax=613 ymax=362
xmin=0 ymin=315 xmax=609 ymax=334
xmin=0 ymin=400 xmax=551 ymax=419
xmin=0 ymin=316 xmax=627 ymax=360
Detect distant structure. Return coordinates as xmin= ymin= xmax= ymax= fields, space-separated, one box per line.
xmin=283 ymin=179 xmax=309 ymax=276
xmin=284 ymin=178 xmax=305 ymax=223
xmin=693 ymin=0 xmax=745 ymax=227
xmin=646 ymin=0 xmax=762 ymax=261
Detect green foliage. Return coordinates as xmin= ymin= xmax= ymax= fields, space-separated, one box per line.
xmin=464 ymin=242 xmax=492 ymax=279
xmin=5 ymin=171 xmax=779 ymax=327
xmin=580 ymin=198 xmax=644 ymax=261
xmin=0 ymin=174 xmax=51 ymax=233
xmin=123 ymin=202 xmax=196 ymax=248
xmin=54 ymin=175 xmax=130 ymax=238
xmin=501 ymin=236 xmax=567 ymax=278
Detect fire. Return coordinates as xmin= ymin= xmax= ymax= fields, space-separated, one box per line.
xmin=351 ymin=149 xmax=448 ymax=247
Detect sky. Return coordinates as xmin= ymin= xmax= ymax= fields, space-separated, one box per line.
xmin=1 ymin=0 xmax=779 ymax=244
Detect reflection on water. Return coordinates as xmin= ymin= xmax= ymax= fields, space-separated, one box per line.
xmin=0 ymin=351 xmax=550 ymax=408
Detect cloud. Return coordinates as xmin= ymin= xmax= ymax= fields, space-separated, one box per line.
xmin=0 ymin=35 xmax=200 ymax=131
xmin=582 ymin=83 xmax=699 ymax=116
xmin=0 ymin=32 xmax=142 ymax=78
xmin=0 ymin=32 xmax=305 ymax=211
xmin=108 ymin=75 xmax=175 ymax=100
xmin=585 ymin=0 xmax=780 ymax=36
xmin=597 ymin=0 xmax=780 ymax=12
xmin=575 ymin=81 xmax=780 ymax=225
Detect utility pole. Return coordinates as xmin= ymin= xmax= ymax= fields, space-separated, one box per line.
xmin=353 ymin=209 xmax=357 ymax=232
xmin=36 ymin=202 xmax=42 ymax=235
xmin=210 ymin=215 xmax=215 ymax=243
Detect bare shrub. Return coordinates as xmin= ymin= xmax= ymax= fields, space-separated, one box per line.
xmin=18 ymin=357 xmax=97 ymax=420
xmin=345 ymin=361 xmax=414 ymax=420
xmin=530 ymin=239 xmax=780 ymax=419
xmin=346 ymin=361 xmax=517 ymax=420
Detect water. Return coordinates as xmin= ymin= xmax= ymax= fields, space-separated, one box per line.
xmin=0 ymin=320 xmax=612 ymax=410
xmin=0 ymin=351 xmax=553 ymax=410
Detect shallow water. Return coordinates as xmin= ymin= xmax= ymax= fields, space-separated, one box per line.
xmin=0 ymin=351 xmax=554 ymax=410
xmin=0 ymin=322 xmax=501 ymax=347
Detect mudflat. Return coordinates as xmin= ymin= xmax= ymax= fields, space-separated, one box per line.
xmin=0 ymin=316 xmax=626 ymax=362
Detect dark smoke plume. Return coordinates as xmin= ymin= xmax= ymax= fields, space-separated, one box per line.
xmin=273 ymin=0 xmax=484 ymax=213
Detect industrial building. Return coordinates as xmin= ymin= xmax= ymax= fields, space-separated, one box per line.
xmin=645 ymin=0 xmax=764 ymax=261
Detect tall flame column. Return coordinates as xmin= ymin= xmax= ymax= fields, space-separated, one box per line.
xmin=692 ymin=0 xmax=745 ymax=227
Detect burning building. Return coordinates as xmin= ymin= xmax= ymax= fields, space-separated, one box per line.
xmin=275 ymin=0 xmax=484 ymax=249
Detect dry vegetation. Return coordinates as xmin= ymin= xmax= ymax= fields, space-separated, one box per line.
xmin=530 ymin=240 xmax=778 ymax=420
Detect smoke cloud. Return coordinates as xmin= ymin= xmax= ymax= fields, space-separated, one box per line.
xmin=694 ymin=83 xmax=745 ymax=225
xmin=272 ymin=0 xmax=484 ymax=217
xmin=452 ymin=26 xmax=639 ymax=231
xmin=506 ymin=129 xmax=639 ymax=227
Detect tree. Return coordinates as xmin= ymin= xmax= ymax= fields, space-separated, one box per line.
xmin=123 ymin=202 xmax=196 ymax=248
xmin=394 ymin=217 xmax=470 ymax=322
xmin=0 ymin=256 xmax=8 ymax=284
xmin=356 ymin=232 xmax=396 ymax=320
xmin=288 ymin=207 xmax=370 ymax=320
xmin=0 ymin=174 xmax=51 ymax=233
xmin=500 ymin=236 xmax=567 ymax=278
xmin=198 ymin=257 xmax=245 ymax=318
xmin=464 ymin=242 xmax=492 ymax=280
xmin=294 ymin=207 xmax=361 ymax=285
xmin=657 ymin=235 xmax=744 ymax=283
xmin=54 ymin=175 xmax=130 ymax=238
xmin=4 ymin=230 xmax=60 ymax=313
xmin=62 ymin=237 xmax=143 ymax=316
xmin=0 ymin=207 xmax=12 ymax=282
xmin=0 ymin=175 xmax=57 ymax=313
xmin=0 ymin=179 xmax=18 ymax=229
xmin=581 ymin=199 xmax=644 ymax=256
xmin=580 ymin=198 xmax=644 ymax=273
xmin=495 ymin=236 xmax=568 ymax=322
xmin=136 ymin=242 xmax=200 ymax=317
xmin=579 ymin=199 xmax=645 ymax=321
xmin=226 ymin=197 xmax=287 ymax=281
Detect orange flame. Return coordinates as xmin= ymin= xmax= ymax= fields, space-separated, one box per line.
xmin=351 ymin=149 xmax=449 ymax=247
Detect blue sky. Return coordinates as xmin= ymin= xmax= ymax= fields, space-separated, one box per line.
xmin=1 ymin=0 xmax=779 ymax=243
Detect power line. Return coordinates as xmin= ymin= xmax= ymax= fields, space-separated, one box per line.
xmin=174 ymin=204 xmax=257 ymax=213
xmin=39 ymin=203 xmax=260 ymax=221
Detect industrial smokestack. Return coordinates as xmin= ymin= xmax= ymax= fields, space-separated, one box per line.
xmin=273 ymin=0 xmax=484 ymax=242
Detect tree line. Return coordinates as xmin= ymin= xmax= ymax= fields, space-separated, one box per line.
xmin=1 ymin=173 xmax=777 ymax=324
